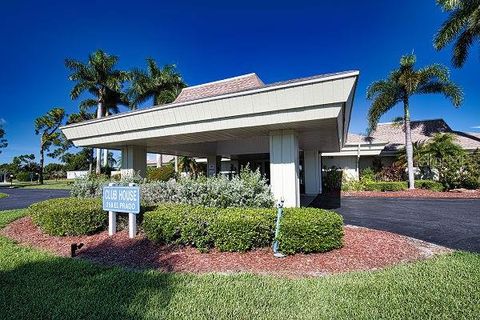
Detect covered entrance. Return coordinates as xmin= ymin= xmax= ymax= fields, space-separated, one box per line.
xmin=61 ymin=71 xmax=359 ymax=207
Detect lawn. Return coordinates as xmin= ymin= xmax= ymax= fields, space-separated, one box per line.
xmin=0 ymin=210 xmax=479 ymax=319
xmin=12 ymin=179 xmax=72 ymax=190
xmin=0 ymin=192 xmax=8 ymax=199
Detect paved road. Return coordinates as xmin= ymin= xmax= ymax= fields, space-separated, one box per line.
xmin=314 ymin=195 xmax=480 ymax=252
xmin=0 ymin=188 xmax=69 ymax=210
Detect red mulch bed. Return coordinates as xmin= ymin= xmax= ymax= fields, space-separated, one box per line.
xmin=343 ymin=189 xmax=480 ymax=199
xmin=1 ymin=217 xmax=450 ymax=277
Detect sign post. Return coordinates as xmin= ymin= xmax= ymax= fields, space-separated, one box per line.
xmin=102 ymin=183 xmax=141 ymax=239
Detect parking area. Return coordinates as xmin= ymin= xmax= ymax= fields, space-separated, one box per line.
xmin=313 ymin=195 xmax=480 ymax=252
xmin=0 ymin=188 xmax=69 ymax=210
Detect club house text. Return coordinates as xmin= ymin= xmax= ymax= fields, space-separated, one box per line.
xmin=103 ymin=187 xmax=139 ymax=212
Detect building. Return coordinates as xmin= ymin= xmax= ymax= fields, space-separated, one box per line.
xmin=322 ymin=119 xmax=480 ymax=180
xmin=61 ymin=71 xmax=359 ymax=207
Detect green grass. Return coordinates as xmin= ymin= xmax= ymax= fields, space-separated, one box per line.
xmin=12 ymin=179 xmax=72 ymax=190
xmin=0 ymin=192 xmax=8 ymax=199
xmin=0 ymin=210 xmax=478 ymax=319
xmin=0 ymin=209 xmax=28 ymax=228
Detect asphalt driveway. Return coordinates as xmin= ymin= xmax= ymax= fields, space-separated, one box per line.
xmin=0 ymin=188 xmax=69 ymax=210
xmin=313 ymin=195 xmax=480 ymax=253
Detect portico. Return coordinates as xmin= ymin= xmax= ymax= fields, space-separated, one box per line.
xmin=61 ymin=71 xmax=359 ymax=207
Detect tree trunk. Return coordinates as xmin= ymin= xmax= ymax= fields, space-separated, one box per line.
xmin=39 ymin=141 xmax=44 ymax=185
xmin=404 ymin=99 xmax=415 ymax=189
xmin=95 ymin=101 xmax=103 ymax=174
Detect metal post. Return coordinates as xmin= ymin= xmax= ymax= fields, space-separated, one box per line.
xmin=128 ymin=183 xmax=137 ymax=238
xmin=273 ymin=198 xmax=286 ymax=258
xmin=108 ymin=182 xmax=117 ymax=236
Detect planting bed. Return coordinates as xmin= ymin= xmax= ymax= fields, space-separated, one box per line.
xmin=1 ymin=217 xmax=449 ymax=277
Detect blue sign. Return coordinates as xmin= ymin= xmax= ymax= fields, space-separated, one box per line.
xmin=102 ymin=185 xmax=140 ymax=214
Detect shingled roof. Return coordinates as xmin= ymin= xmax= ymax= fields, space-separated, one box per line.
xmin=173 ymin=70 xmax=358 ymax=104
xmin=174 ymin=73 xmax=264 ymax=103
xmin=347 ymin=119 xmax=480 ymax=151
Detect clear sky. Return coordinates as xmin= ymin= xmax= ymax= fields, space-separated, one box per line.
xmin=0 ymin=0 xmax=478 ymax=164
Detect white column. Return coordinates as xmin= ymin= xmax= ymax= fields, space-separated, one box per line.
xmin=207 ymin=155 xmax=221 ymax=177
xmin=108 ymin=211 xmax=117 ymax=236
xmin=121 ymin=146 xmax=147 ymax=177
xmin=269 ymin=130 xmax=300 ymax=207
xmin=304 ymin=150 xmax=322 ymax=195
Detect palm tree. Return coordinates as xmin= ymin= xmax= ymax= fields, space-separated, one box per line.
xmin=129 ymin=58 xmax=185 ymax=106
xmin=0 ymin=124 xmax=7 ymax=153
xmin=34 ymin=108 xmax=66 ymax=184
xmin=129 ymin=58 xmax=186 ymax=168
xmin=178 ymin=156 xmax=199 ymax=176
xmin=65 ymin=50 xmax=131 ymax=174
xmin=367 ymin=54 xmax=463 ymax=189
xmin=434 ymin=0 xmax=480 ymax=67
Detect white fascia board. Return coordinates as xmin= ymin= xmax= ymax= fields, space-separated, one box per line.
xmin=62 ymin=72 xmax=359 ymax=147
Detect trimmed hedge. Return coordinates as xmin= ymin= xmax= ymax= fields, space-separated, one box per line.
xmin=210 ymin=208 xmax=275 ymax=252
xmin=29 ymin=198 xmax=105 ymax=236
xmin=414 ymin=180 xmax=444 ymax=192
xmin=364 ymin=181 xmax=408 ymax=192
xmin=143 ymin=205 xmax=343 ymax=254
xmin=278 ymin=208 xmax=344 ymax=254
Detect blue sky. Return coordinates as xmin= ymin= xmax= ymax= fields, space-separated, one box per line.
xmin=0 ymin=0 xmax=479 ymax=164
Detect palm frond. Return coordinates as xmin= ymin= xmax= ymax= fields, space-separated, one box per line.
xmin=417 ymin=81 xmax=464 ymax=106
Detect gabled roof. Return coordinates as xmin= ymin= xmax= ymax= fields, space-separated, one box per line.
xmin=346 ymin=119 xmax=480 ymax=151
xmin=174 ymin=73 xmax=264 ymax=103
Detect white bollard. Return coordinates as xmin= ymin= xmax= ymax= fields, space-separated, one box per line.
xmin=108 ymin=211 xmax=117 ymax=236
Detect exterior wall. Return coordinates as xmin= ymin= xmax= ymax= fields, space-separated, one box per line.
xmin=322 ymin=155 xmax=358 ymax=180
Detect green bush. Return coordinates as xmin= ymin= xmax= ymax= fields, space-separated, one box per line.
xmin=144 ymin=205 xmax=344 ymax=254
xmin=142 ymin=204 xmax=186 ymax=244
xmin=147 ymin=165 xmax=176 ymax=182
xmin=277 ymin=208 xmax=344 ymax=254
xmin=414 ymin=180 xmax=444 ymax=192
xmin=210 ymin=208 xmax=275 ymax=252
xmin=29 ymin=198 xmax=105 ymax=236
xmin=364 ymin=181 xmax=408 ymax=191
xmin=16 ymin=171 xmax=36 ymax=182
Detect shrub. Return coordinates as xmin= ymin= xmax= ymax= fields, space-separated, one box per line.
xmin=210 ymin=208 xmax=275 ymax=252
xmin=322 ymin=166 xmax=343 ymax=191
xmin=147 ymin=165 xmax=176 ymax=182
xmin=142 ymin=203 xmax=186 ymax=244
xmin=360 ymin=167 xmax=376 ymax=182
xmin=375 ymin=164 xmax=405 ymax=182
xmin=414 ymin=180 xmax=444 ymax=192
xmin=143 ymin=204 xmax=344 ymax=254
xmin=73 ymin=167 xmax=274 ymax=208
xmin=29 ymin=198 xmax=105 ymax=236
xmin=16 ymin=171 xmax=36 ymax=182
xmin=277 ymin=208 xmax=343 ymax=254
xmin=364 ymin=181 xmax=408 ymax=191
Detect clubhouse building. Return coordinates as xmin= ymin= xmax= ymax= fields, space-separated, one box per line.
xmin=61 ymin=71 xmax=359 ymax=207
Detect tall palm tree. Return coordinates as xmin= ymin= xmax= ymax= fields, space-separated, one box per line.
xmin=65 ymin=50 xmax=131 ymax=174
xmin=129 ymin=58 xmax=185 ymax=106
xmin=129 ymin=58 xmax=186 ymax=168
xmin=367 ymin=54 xmax=463 ymax=189
xmin=434 ymin=0 xmax=480 ymax=67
